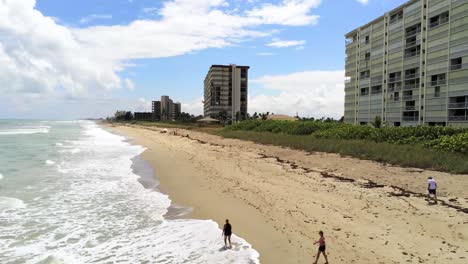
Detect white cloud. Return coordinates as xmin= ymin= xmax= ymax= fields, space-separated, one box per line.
xmin=79 ymin=14 xmax=113 ymax=24
xmin=356 ymin=0 xmax=369 ymax=5
xmin=125 ymin=78 xmax=135 ymax=91
xmin=181 ymin=97 xmax=204 ymax=116
xmin=246 ymin=0 xmax=321 ymax=26
xmin=250 ymin=70 xmax=345 ymax=118
xmin=266 ymin=39 xmax=306 ymax=48
xmin=0 ymin=0 xmax=321 ymax=106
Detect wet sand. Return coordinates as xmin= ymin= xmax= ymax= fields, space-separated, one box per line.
xmin=105 ymin=123 xmax=468 ymax=264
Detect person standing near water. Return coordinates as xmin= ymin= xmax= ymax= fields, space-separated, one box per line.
xmin=428 ymin=177 xmax=438 ymax=204
xmin=313 ymin=231 xmax=328 ymax=264
xmin=222 ymin=219 xmax=232 ymax=248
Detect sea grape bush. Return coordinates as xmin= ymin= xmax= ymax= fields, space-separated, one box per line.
xmin=225 ymin=120 xmax=468 ymax=154
xmin=425 ymin=132 xmax=468 ymax=154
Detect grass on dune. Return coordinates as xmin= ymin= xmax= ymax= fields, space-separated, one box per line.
xmin=214 ymin=130 xmax=468 ymax=174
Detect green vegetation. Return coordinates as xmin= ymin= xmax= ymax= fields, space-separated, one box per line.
xmin=221 ymin=120 xmax=468 ymax=173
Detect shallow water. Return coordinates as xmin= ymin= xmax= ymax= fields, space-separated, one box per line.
xmin=0 ymin=120 xmax=259 ymax=263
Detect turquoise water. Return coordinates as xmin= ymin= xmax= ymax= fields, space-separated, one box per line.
xmin=0 ymin=120 xmax=259 ymax=264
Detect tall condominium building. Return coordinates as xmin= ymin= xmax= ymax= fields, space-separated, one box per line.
xmin=344 ymin=0 xmax=468 ymax=127
xmin=152 ymin=96 xmax=181 ymax=121
xmin=203 ymin=64 xmax=249 ymax=121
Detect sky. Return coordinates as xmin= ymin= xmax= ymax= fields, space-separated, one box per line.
xmin=0 ymin=0 xmax=409 ymax=119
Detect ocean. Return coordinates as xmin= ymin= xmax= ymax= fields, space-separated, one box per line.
xmin=0 ymin=120 xmax=259 ymax=264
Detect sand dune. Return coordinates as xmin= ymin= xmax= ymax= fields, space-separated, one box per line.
xmin=106 ymin=124 xmax=468 ymax=264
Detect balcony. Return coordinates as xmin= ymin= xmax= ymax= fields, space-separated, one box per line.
xmin=388 ymin=77 xmax=402 ymax=83
xmin=430 ymin=79 xmax=446 ymax=86
xmin=404 ymin=73 xmax=419 ymax=80
xmin=448 ymin=116 xmax=468 ymax=121
xmin=404 ymin=83 xmax=419 ymax=90
xmin=403 ymin=95 xmax=416 ymax=101
xmin=406 ymin=28 xmax=421 ymax=37
xmin=450 ymin=64 xmax=463 ymax=71
xmin=405 ymin=40 xmax=419 ymax=48
xmin=405 ymin=51 xmax=420 ymax=59
xmin=448 ymin=102 xmax=468 ymax=109
xmin=404 ymin=105 xmax=416 ymax=111
xmin=403 ymin=116 xmax=419 ymax=121
xmin=429 ymin=17 xmax=449 ymax=29
xmin=388 ymin=86 xmax=402 ymax=92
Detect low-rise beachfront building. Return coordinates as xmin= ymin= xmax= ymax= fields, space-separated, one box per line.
xmin=152 ymin=96 xmax=181 ymax=121
xmin=344 ymin=0 xmax=468 ymax=127
xmin=203 ymin=64 xmax=249 ymax=121
xmin=134 ymin=112 xmax=153 ymax=121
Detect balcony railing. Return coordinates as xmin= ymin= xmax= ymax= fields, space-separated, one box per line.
xmin=404 ymin=105 xmax=416 ymax=111
xmin=404 ymin=84 xmax=420 ymax=90
xmin=450 ymin=64 xmax=463 ymax=71
xmin=388 ymin=77 xmax=402 ymax=83
xmin=406 ymin=40 xmax=419 ymax=48
xmin=448 ymin=115 xmax=468 ymax=121
xmin=430 ymin=79 xmax=446 ymax=86
xmin=388 ymin=86 xmax=402 ymax=92
xmin=403 ymin=116 xmax=419 ymax=121
xmin=405 ymin=51 xmax=420 ymax=58
xmin=448 ymin=102 xmax=468 ymax=109
xmin=429 ymin=17 xmax=449 ymax=29
xmin=403 ymin=95 xmax=416 ymax=101
xmin=360 ymin=92 xmax=369 ymax=96
xmin=406 ymin=28 xmax=421 ymax=37
xmin=405 ymin=73 xmax=419 ymax=80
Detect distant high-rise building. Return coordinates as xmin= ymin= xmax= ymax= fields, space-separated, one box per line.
xmin=344 ymin=0 xmax=468 ymax=127
xmin=152 ymin=101 xmax=161 ymax=120
xmin=152 ymin=96 xmax=181 ymax=121
xmin=203 ymin=64 xmax=249 ymax=121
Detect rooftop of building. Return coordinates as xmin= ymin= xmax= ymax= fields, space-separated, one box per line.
xmin=345 ymin=0 xmax=420 ymax=37
xmin=210 ymin=64 xmax=250 ymax=69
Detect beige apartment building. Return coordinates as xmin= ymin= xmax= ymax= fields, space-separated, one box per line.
xmin=152 ymin=95 xmax=181 ymax=121
xmin=203 ymin=64 xmax=249 ymax=121
xmin=344 ymin=0 xmax=468 ymax=127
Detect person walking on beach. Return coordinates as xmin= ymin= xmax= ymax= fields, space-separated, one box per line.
xmin=222 ymin=219 xmax=232 ymax=248
xmin=313 ymin=231 xmax=328 ymax=264
xmin=427 ymin=176 xmax=438 ymax=204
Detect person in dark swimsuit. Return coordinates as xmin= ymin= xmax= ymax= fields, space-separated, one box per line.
xmin=313 ymin=231 xmax=329 ymax=264
xmin=222 ymin=219 xmax=232 ymax=248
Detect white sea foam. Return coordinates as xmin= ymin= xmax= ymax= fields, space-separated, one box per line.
xmin=0 ymin=121 xmax=260 ymax=263
xmin=55 ymin=142 xmax=63 ymax=146
xmin=45 ymin=160 xmax=55 ymax=165
xmin=0 ymin=125 xmax=50 ymax=135
xmin=0 ymin=196 xmax=26 ymax=210
xmin=0 ymin=173 xmax=3 ymax=180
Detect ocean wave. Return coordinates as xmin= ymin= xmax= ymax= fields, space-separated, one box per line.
xmin=45 ymin=160 xmax=56 ymax=165
xmin=0 ymin=196 xmax=27 ymax=210
xmin=0 ymin=173 xmax=3 ymax=180
xmin=0 ymin=121 xmax=259 ymax=263
xmin=0 ymin=125 xmax=50 ymax=135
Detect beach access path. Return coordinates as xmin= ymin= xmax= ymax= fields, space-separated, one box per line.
xmin=105 ymin=123 xmax=468 ymax=264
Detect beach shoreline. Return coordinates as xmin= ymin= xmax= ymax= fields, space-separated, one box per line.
xmin=104 ymin=122 xmax=468 ymax=264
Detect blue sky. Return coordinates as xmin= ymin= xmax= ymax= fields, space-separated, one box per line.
xmin=1 ymin=0 xmax=408 ymax=119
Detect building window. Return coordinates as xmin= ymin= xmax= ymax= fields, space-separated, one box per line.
xmin=371 ymin=85 xmax=382 ymax=95
xmin=434 ymin=86 xmax=440 ymax=97
xmin=405 ymin=45 xmax=421 ymax=58
xmin=365 ymin=36 xmax=370 ymax=44
xmin=431 ymin=74 xmax=446 ymax=86
xmin=360 ymin=70 xmax=370 ymax=79
xmin=429 ymin=11 xmax=449 ymax=28
xmin=390 ymin=11 xmax=403 ymax=24
xmin=360 ymin=87 xmax=369 ymax=96
xmin=365 ymin=52 xmax=371 ymax=61
xmin=451 ymin=57 xmax=462 ymax=71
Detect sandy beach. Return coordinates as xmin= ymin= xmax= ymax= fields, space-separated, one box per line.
xmin=105 ymin=123 xmax=468 ymax=264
